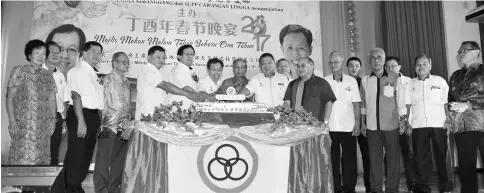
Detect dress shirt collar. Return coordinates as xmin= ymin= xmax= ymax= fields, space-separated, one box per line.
xmin=369 ymin=69 xmax=388 ymax=78
xmin=296 ymin=73 xmax=316 ymax=83
xmin=42 ymin=63 xmax=58 ymax=72
xmin=417 ymin=74 xmax=432 ymax=81
xmin=177 ymin=61 xmax=192 ymax=73
xmin=331 ymin=73 xmax=344 ymax=82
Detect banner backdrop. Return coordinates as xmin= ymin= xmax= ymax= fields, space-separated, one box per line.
xmin=31 ymin=0 xmax=322 ymax=79
xmin=167 ymin=137 xmax=290 ymax=193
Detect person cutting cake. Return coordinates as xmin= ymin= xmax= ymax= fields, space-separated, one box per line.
xmin=239 ymin=53 xmax=290 ymax=107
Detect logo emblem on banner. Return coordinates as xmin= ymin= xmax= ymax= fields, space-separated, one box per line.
xmin=197 ymin=137 xmax=259 ymax=192
xmin=208 ymin=144 xmax=248 ymax=181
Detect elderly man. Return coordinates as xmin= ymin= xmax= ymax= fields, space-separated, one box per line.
xmin=360 ymin=48 xmax=406 ymax=193
xmin=135 ymin=46 xmax=200 ymax=120
xmin=283 ymin=56 xmax=336 ymax=192
xmin=279 ymin=24 xmax=323 ymax=79
xmin=197 ymin=58 xmax=224 ymax=94
xmin=448 ymin=41 xmax=484 ymax=193
xmin=383 ymin=56 xmax=417 ymax=192
xmin=216 ymin=58 xmax=248 ymax=94
xmin=324 ymin=52 xmax=361 ymax=193
xmin=406 ymin=54 xmax=452 ymax=193
xmin=239 ymin=53 xmax=290 ymax=107
xmin=92 ymin=52 xmax=132 ymax=193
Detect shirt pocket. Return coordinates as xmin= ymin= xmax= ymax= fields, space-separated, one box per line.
xmin=429 ymin=86 xmax=443 ymax=103
xmin=383 ymin=85 xmax=395 ymax=98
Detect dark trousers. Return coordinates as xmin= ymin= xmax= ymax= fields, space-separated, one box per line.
xmin=51 ymin=107 xmax=101 ymax=193
xmin=480 ymin=136 xmax=484 ymax=166
xmin=94 ymin=129 xmax=129 ymax=193
xmin=384 ymin=134 xmax=416 ymax=190
xmin=367 ymin=129 xmax=400 ymax=193
xmin=330 ymin=131 xmax=358 ymax=193
xmin=412 ymin=128 xmax=452 ymax=193
xmin=357 ymin=135 xmax=371 ymax=192
xmin=51 ymin=112 xmax=64 ymax=165
xmin=455 ymin=131 xmax=484 ymax=193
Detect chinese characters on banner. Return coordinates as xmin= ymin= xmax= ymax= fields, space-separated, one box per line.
xmin=31 ymin=0 xmax=321 ymax=79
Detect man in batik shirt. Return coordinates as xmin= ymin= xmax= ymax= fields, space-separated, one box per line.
xmin=94 ymin=52 xmax=132 ymax=193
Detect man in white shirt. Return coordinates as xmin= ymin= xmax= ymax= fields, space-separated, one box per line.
xmin=384 ymin=56 xmax=417 ymax=192
xmin=239 ymin=53 xmax=289 ymax=106
xmin=197 ymin=58 xmax=224 ymax=94
xmin=135 ymin=46 xmax=201 ymax=120
xmin=167 ymin=45 xmax=200 ymax=109
xmin=406 ymin=54 xmax=452 ymax=193
xmin=52 ymin=41 xmax=105 ymax=193
xmin=324 ymin=51 xmax=361 ymax=193
xmin=43 ymin=41 xmax=70 ymax=166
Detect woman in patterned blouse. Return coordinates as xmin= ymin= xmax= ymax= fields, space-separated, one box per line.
xmin=448 ymin=41 xmax=483 ymax=193
xmin=6 ymin=39 xmax=57 ymax=165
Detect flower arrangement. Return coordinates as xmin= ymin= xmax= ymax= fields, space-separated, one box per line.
xmin=267 ymin=105 xmax=323 ymax=130
xmin=140 ymin=101 xmax=207 ymax=132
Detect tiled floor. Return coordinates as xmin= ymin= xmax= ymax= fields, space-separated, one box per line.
xmin=78 ymin=172 xmax=484 ymax=193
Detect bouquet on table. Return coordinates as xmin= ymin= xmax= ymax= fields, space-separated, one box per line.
xmin=140 ymin=101 xmax=208 ymax=133
xmin=268 ymin=105 xmax=326 ymax=133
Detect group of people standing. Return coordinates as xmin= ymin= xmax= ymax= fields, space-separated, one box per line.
xmin=4 ymin=21 xmax=484 ymax=193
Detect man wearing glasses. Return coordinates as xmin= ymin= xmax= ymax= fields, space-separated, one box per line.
xmin=448 ymin=41 xmax=484 ymax=193
xmin=52 ymin=41 xmax=105 ymax=193
xmin=383 ymin=56 xmax=417 ymax=192
xmin=94 ymin=52 xmax=132 ymax=193
xmin=45 ymin=24 xmax=87 ymax=77
xmin=197 ymin=58 xmax=224 ymax=95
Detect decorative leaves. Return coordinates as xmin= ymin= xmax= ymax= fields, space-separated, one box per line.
xmin=140 ymin=101 xmax=207 ymax=132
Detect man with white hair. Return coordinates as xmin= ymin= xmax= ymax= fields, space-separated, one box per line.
xmin=324 ymin=51 xmax=361 ymax=193
xmin=360 ymin=48 xmax=406 ymax=193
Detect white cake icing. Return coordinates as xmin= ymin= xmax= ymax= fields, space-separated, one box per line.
xmin=194 ymin=102 xmax=269 ymax=113
xmin=196 ymin=86 xmax=270 ymax=113
xmin=215 ymin=94 xmax=245 ymax=101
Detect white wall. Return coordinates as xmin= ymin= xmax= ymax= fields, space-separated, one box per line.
xmin=443 ymin=1 xmax=482 ymax=79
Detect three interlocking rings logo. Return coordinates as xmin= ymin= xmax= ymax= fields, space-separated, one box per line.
xmin=207 ymin=144 xmax=248 ymax=181
xmin=197 ymin=137 xmax=259 ymax=192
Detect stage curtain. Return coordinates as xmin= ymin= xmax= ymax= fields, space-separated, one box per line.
xmin=1 ymin=1 xmax=35 ymax=164
xmin=381 ymin=1 xmax=448 ymax=79
xmin=319 ymin=1 xmax=350 ymax=76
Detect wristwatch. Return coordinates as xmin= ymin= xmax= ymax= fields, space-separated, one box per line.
xmin=323 ymin=120 xmax=329 ymax=127
xmin=399 ymin=116 xmax=408 ymax=122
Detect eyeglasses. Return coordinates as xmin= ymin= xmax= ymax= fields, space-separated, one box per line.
xmin=60 ymin=47 xmax=79 ymax=55
xmin=183 ymin=53 xmax=195 ymax=57
xmin=50 ymin=51 xmax=61 ymax=56
xmin=458 ymin=48 xmax=479 ymax=54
